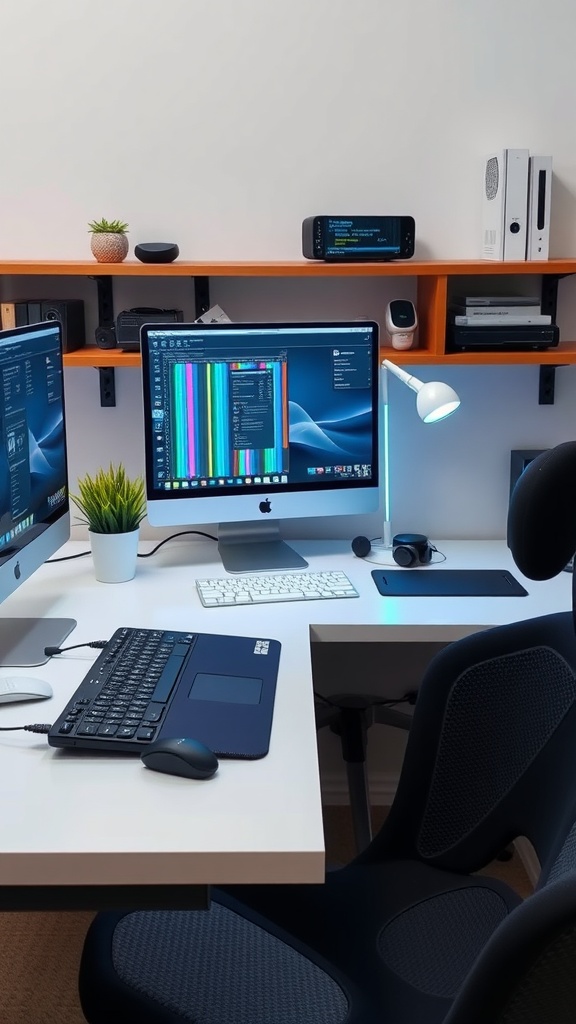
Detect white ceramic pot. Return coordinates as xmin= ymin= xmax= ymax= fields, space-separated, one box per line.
xmin=89 ymin=529 xmax=139 ymax=583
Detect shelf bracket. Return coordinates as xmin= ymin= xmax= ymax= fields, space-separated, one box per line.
xmin=538 ymin=271 xmax=576 ymax=405
xmin=540 ymin=274 xmax=562 ymax=320
xmin=193 ymin=276 xmax=211 ymax=318
xmin=538 ymin=366 xmax=556 ymax=404
xmin=88 ymin=274 xmax=117 ymax=406
xmin=98 ymin=367 xmax=116 ymax=407
xmin=91 ymin=274 xmax=115 ymax=331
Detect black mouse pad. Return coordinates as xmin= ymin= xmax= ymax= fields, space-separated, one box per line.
xmin=371 ymin=569 xmax=528 ymax=597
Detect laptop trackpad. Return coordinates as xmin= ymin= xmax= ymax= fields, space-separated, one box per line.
xmin=189 ymin=673 xmax=263 ymax=705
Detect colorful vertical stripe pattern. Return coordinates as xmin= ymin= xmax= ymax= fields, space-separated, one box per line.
xmin=169 ymin=360 xmax=287 ymax=480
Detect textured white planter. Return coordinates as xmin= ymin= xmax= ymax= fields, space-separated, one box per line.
xmin=89 ymin=529 xmax=139 ymax=583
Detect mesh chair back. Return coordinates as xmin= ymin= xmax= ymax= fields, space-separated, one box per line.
xmin=360 ymin=611 xmax=576 ymax=873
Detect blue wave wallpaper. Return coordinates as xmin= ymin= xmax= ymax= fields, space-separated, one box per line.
xmin=286 ymin=345 xmax=376 ymax=482
xmin=0 ymin=338 xmax=68 ymax=546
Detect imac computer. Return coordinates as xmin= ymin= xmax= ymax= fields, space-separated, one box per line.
xmin=0 ymin=321 xmax=74 ymax=665
xmin=141 ymin=320 xmax=380 ymax=572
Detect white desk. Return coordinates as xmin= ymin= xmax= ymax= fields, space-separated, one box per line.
xmin=0 ymin=538 xmax=570 ymax=908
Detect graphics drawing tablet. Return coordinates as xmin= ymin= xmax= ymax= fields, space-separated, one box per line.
xmin=371 ymin=569 xmax=528 ymax=598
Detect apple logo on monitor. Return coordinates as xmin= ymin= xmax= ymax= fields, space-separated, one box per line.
xmin=259 ymin=500 xmax=272 ymax=514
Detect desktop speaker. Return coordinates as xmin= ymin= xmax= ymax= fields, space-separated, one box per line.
xmin=41 ymin=300 xmax=86 ymax=352
xmin=134 ymin=242 xmax=180 ymax=264
xmin=10 ymin=299 xmax=86 ymax=352
xmin=392 ymin=533 xmax=433 ymax=566
xmin=351 ymin=532 xmax=433 ymax=566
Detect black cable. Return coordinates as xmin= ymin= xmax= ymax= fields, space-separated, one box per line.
xmin=0 ymin=724 xmax=52 ymax=733
xmin=136 ymin=530 xmax=217 ymax=557
xmin=46 ymin=550 xmax=90 ymax=562
xmin=44 ymin=640 xmax=108 ymax=657
xmin=46 ymin=529 xmax=218 ymax=563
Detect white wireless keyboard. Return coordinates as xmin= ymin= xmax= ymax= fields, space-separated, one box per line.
xmin=196 ymin=570 xmax=359 ymax=607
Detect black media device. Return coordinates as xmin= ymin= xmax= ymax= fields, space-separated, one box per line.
xmin=302 ymin=216 xmax=415 ymax=261
xmin=134 ymin=242 xmax=180 ymax=264
xmin=115 ymin=308 xmax=184 ymax=351
xmin=447 ymin=324 xmax=559 ymax=352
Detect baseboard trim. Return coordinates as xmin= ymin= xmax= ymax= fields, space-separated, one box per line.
xmin=321 ymin=772 xmax=398 ymax=806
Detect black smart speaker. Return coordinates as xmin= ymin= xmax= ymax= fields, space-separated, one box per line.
xmin=134 ymin=243 xmax=180 ymax=264
xmin=391 ymin=533 xmax=433 ymax=567
xmin=351 ymin=532 xmax=433 ymax=566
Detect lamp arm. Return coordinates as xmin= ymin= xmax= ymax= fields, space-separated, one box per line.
xmin=381 ymin=358 xmax=423 ymax=394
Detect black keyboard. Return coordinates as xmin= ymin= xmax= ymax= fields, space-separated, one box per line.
xmin=48 ymin=627 xmax=197 ymax=751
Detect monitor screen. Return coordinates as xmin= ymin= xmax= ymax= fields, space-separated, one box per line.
xmin=141 ymin=321 xmax=380 ymax=572
xmin=0 ymin=321 xmax=73 ymax=665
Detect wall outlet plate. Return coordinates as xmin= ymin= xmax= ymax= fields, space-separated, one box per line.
xmin=509 ymin=449 xmax=547 ymax=502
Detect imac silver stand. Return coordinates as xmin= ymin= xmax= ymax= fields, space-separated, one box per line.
xmin=218 ymin=521 xmax=308 ymax=574
xmin=0 ymin=619 xmax=77 ymax=667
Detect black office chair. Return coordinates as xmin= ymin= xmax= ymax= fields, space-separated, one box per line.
xmin=79 ymin=441 xmax=576 ymax=1024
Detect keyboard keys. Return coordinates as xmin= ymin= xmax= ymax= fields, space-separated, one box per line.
xmin=49 ymin=628 xmax=197 ymax=749
xmin=196 ymin=570 xmax=359 ymax=607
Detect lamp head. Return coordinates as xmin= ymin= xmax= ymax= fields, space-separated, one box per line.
xmin=416 ymin=380 xmax=461 ymax=423
xmin=381 ymin=359 xmax=461 ymax=423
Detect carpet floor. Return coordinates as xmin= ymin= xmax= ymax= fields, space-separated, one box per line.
xmin=0 ymin=806 xmax=533 ymax=1022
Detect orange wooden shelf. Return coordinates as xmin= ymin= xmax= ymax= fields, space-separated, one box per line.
xmin=63 ymin=346 xmax=141 ymax=368
xmin=64 ymin=341 xmax=576 ymax=371
xmin=3 ymin=257 xmax=576 ymax=277
xmin=3 ymin=258 xmax=575 ymax=369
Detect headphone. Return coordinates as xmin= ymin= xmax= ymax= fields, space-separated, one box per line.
xmin=351 ymin=532 xmax=434 ymax=567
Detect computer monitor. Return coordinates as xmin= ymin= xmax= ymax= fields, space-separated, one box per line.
xmin=0 ymin=321 xmax=74 ymax=666
xmin=141 ymin=320 xmax=380 ymax=572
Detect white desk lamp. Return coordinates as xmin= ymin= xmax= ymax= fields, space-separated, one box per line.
xmin=376 ymin=358 xmax=461 ymax=551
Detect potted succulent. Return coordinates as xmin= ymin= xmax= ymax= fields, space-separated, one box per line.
xmin=88 ymin=217 xmax=129 ymax=264
xmin=71 ymin=463 xmax=147 ymax=583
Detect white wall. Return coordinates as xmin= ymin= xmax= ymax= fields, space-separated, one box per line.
xmin=2 ymin=0 xmax=576 ymax=260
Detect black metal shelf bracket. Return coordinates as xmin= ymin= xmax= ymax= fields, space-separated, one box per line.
xmin=193 ymin=276 xmax=211 ymax=318
xmin=538 ymin=365 xmax=556 ymax=405
xmin=92 ymin=275 xmax=115 ymax=326
xmin=537 ymin=272 xmax=576 ymax=405
xmin=540 ymin=273 xmax=563 ymax=321
xmin=89 ymin=275 xmax=117 ymax=407
xmin=98 ymin=367 xmax=116 ymax=407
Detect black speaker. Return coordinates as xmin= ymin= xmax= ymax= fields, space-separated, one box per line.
xmin=351 ymin=532 xmax=433 ymax=566
xmin=41 ymin=300 xmax=86 ymax=352
xmin=14 ymin=300 xmax=86 ymax=352
xmin=94 ymin=324 xmax=117 ymax=349
xmin=134 ymin=242 xmax=179 ymax=264
xmin=392 ymin=533 xmax=433 ymax=567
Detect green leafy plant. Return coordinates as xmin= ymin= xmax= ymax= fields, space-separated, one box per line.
xmin=72 ymin=463 xmax=146 ymax=534
xmin=87 ymin=218 xmax=129 ymax=234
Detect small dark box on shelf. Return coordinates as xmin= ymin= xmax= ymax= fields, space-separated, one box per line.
xmin=13 ymin=299 xmax=86 ymax=352
xmin=447 ymin=323 xmax=559 ymax=353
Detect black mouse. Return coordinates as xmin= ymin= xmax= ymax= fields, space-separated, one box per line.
xmin=141 ymin=737 xmax=219 ymax=780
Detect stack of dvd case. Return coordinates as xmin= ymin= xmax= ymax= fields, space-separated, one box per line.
xmin=447 ymin=294 xmax=559 ymax=352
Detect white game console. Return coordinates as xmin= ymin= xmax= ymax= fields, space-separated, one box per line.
xmin=526 ymin=155 xmax=552 ymax=260
xmin=482 ymin=149 xmax=529 ymax=261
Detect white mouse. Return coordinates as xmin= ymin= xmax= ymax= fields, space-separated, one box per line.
xmin=0 ymin=677 xmax=53 ymax=703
